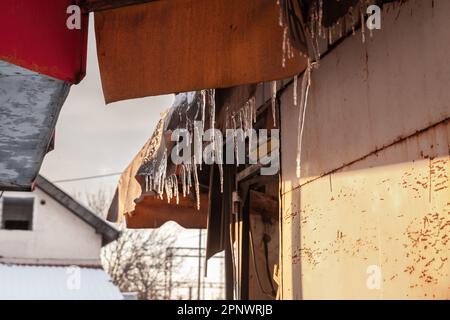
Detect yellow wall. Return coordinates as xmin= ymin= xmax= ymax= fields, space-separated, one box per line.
xmin=280 ymin=0 xmax=450 ymax=299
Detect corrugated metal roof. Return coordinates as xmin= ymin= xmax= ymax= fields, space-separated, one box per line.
xmin=0 ymin=60 xmax=70 ymax=191
xmin=0 ymin=264 xmax=123 ymax=300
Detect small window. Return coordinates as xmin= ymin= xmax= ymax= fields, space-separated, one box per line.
xmin=1 ymin=197 xmax=34 ymax=231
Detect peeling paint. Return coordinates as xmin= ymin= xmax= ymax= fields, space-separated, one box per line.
xmin=0 ymin=60 xmax=70 ymax=190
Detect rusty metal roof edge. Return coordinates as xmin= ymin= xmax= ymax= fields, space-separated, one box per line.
xmin=81 ymin=0 xmax=157 ymax=12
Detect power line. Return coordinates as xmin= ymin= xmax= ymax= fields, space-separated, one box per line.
xmin=52 ymin=172 xmax=122 ymax=183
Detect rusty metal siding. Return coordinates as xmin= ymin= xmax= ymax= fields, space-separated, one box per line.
xmin=280 ymin=0 xmax=450 ymax=299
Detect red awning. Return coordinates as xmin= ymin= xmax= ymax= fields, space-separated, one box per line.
xmin=0 ymin=0 xmax=88 ymax=83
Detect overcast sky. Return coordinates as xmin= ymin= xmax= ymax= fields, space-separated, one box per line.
xmin=40 ymin=17 xmax=173 ymax=197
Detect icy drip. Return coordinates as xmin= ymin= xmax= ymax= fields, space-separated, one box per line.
xmin=201 ymin=90 xmax=207 ymax=129
xmin=224 ymin=96 xmax=257 ymax=168
xmin=271 ymin=81 xmax=277 ymax=127
xmin=360 ymin=4 xmax=366 ymax=43
xmin=186 ymin=163 xmax=192 ymax=196
xmin=181 ymin=164 xmax=187 ymax=197
xmin=250 ymin=96 xmax=256 ymax=124
xmin=156 ymin=149 xmax=168 ymax=199
xmin=173 ymin=174 xmax=179 ymax=204
xmin=277 ymin=0 xmax=295 ymax=68
xmin=215 ymin=136 xmax=224 ymax=193
xmin=293 ymin=75 xmax=298 ymax=106
xmin=209 ymin=89 xmax=216 ymax=154
xmin=282 ymin=26 xmax=288 ymax=68
xmin=232 ymin=113 xmax=239 ymax=165
xmin=296 ymin=61 xmax=314 ymax=179
xmin=193 ymin=158 xmax=200 ymax=211
xmin=276 ymin=0 xmax=283 ymax=27
xmin=318 ymin=0 xmax=324 ymax=37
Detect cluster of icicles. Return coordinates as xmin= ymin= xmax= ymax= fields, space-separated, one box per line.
xmin=225 ymin=96 xmax=258 ymax=167
xmin=275 ymin=0 xmax=377 ymax=178
xmin=277 ymin=0 xmax=377 ymax=68
xmin=143 ymin=0 xmax=380 ymax=209
xmin=142 ymin=90 xmax=218 ymax=211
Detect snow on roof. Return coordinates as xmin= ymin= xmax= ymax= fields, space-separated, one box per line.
xmin=0 ymin=264 xmax=123 ymax=300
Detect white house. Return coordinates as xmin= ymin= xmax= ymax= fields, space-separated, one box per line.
xmin=0 ymin=175 xmax=123 ymax=300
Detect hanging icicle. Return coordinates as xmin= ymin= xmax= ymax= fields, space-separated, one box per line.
xmin=271 ymin=81 xmax=277 ymax=127
xmin=282 ymin=26 xmax=288 ymax=68
xmin=293 ymin=75 xmax=298 ymax=106
xmin=181 ymin=164 xmax=187 ymax=197
xmin=318 ymin=0 xmax=324 ymax=37
xmin=360 ymin=4 xmax=366 ymax=43
xmin=210 ymin=89 xmax=216 ymax=154
xmin=186 ymin=163 xmax=192 ymax=196
xmin=173 ymin=174 xmax=179 ymax=205
xmin=296 ymin=60 xmax=313 ymax=179
xmin=250 ymin=96 xmax=256 ymax=124
xmin=201 ymin=89 xmax=207 ymax=129
xmin=215 ymin=136 xmax=224 ymax=194
xmin=276 ymin=0 xmax=283 ymax=27
xmin=193 ymin=159 xmax=200 ymax=211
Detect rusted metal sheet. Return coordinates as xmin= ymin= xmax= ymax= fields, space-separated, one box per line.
xmin=82 ymin=0 xmax=156 ymax=12
xmin=94 ymin=0 xmax=307 ymax=103
xmin=126 ymin=193 xmax=208 ymax=229
xmin=279 ymin=0 xmax=450 ymax=299
xmin=0 ymin=60 xmax=70 ymax=191
xmin=0 ymin=0 xmax=88 ymax=83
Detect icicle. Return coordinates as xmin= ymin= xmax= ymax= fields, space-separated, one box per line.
xmin=247 ymin=102 xmax=253 ymax=130
xmin=239 ymin=110 xmax=243 ymax=131
xmin=271 ymin=81 xmax=277 ymax=127
xmin=243 ymin=102 xmax=249 ymax=131
xmin=210 ymin=89 xmax=216 ymax=155
xmin=232 ymin=113 xmax=239 ymax=166
xmin=219 ymin=163 xmax=224 ymax=193
xmin=350 ymin=7 xmax=356 ymax=36
xmin=276 ymin=0 xmax=283 ymax=27
xmin=282 ymin=26 xmax=288 ymax=68
xmin=173 ymin=174 xmax=179 ymax=204
xmin=186 ymin=163 xmax=192 ymax=196
xmin=201 ymin=89 xmax=207 ymax=129
xmin=181 ymin=165 xmax=186 ymax=197
xmin=194 ymin=122 xmax=202 ymax=171
xmin=193 ymin=161 xmax=200 ymax=211
xmin=250 ymin=96 xmax=256 ymax=124
xmin=215 ymin=137 xmax=224 ymax=193
xmin=296 ymin=61 xmax=313 ymax=178
xmin=293 ymin=75 xmax=298 ymax=106
xmin=166 ymin=178 xmax=172 ymax=203
xmin=318 ymin=0 xmax=324 ymax=37
xmin=360 ymin=5 xmax=366 ymax=43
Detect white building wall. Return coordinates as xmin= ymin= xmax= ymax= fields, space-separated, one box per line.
xmin=0 ymin=188 xmax=102 ymax=265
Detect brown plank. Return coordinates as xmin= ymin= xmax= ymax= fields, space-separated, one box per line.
xmin=94 ymin=0 xmax=307 ymax=103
